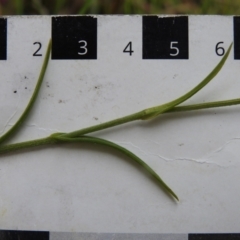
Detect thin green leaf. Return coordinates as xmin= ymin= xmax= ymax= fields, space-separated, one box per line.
xmin=63 ymin=43 xmax=233 ymax=138
xmin=169 ymin=98 xmax=240 ymax=113
xmin=0 ymin=39 xmax=52 ymax=145
xmin=78 ymin=0 xmax=95 ymax=14
xmin=0 ymin=39 xmax=237 ymax=203
xmin=142 ymin=43 xmax=233 ymax=119
xmin=14 ymin=0 xmax=24 ymax=14
xmin=0 ymin=136 xmax=57 ymax=154
xmin=53 ymin=134 xmax=179 ymax=201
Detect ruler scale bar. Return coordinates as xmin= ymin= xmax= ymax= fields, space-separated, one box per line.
xmin=1 ymin=16 xmax=240 ymax=59
xmin=234 ymin=16 xmax=240 ymax=59
xmin=0 ymin=18 xmax=7 ymax=60
xmin=1 ymin=231 xmax=240 ymax=239
xmin=142 ymin=16 xmax=189 ymax=59
xmin=1 ymin=15 xmax=240 ymax=234
xmin=52 ymin=16 xmax=97 ymax=60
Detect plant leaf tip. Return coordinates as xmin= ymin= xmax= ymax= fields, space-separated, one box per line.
xmin=170 ymin=190 xmax=179 ymax=201
xmin=175 ymin=195 xmax=179 ymax=201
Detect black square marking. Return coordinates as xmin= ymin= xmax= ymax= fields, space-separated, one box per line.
xmin=143 ymin=16 xmax=188 ymax=59
xmin=0 ymin=18 xmax=7 ymax=60
xmin=234 ymin=16 xmax=240 ymax=59
xmin=0 ymin=230 xmax=49 ymax=240
xmin=52 ymin=16 xmax=97 ymax=60
xmin=189 ymin=234 xmax=240 ymax=240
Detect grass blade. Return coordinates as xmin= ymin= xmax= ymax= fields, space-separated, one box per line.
xmin=0 ymin=39 xmax=52 ymax=145
xmin=53 ymin=134 xmax=179 ymax=201
xmin=169 ymin=98 xmax=240 ymax=113
xmin=142 ymin=43 xmax=233 ymax=119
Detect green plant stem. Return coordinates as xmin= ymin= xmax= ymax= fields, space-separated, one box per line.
xmin=0 ymin=43 xmax=237 ymax=153
xmin=61 ymin=97 xmax=240 ymax=139
xmin=0 ymin=41 xmax=233 ymax=146
xmin=0 ymin=40 xmax=238 ymax=202
xmin=0 ymin=136 xmax=57 ymax=154
xmin=170 ymin=98 xmax=240 ymax=112
xmin=0 ymin=39 xmax=52 ymax=145
xmin=1 ymin=95 xmax=240 ymax=155
xmin=142 ymin=43 xmax=233 ymax=119
xmin=53 ymin=134 xmax=179 ymax=201
xmin=61 ymin=43 xmax=233 ymax=139
xmin=0 ymin=133 xmax=179 ymax=200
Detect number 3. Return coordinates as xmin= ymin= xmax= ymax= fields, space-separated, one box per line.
xmin=78 ymin=40 xmax=88 ymax=55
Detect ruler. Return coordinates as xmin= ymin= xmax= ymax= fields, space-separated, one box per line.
xmin=1 ymin=231 xmax=240 ymax=240
xmin=0 ymin=15 xmax=240 ymax=234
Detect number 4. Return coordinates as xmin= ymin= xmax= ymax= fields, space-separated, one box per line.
xmin=123 ymin=42 xmax=134 ymax=56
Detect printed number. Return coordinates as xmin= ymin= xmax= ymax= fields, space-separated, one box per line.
xmin=170 ymin=41 xmax=179 ymax=56
xmin=33 ymin=42 xmax=42 ymax=56
xmin=215 ymin=42 xmax=225 ymax=56
xmin=123 ymin=42 xmax=134 ymax=56
xmin=78 ymin=40 xmax=88 ymax=55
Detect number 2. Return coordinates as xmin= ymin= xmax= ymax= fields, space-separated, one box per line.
xmin=33 ymin=42 xmax=42 ymax=56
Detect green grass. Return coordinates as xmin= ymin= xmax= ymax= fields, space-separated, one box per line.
xmin=0 ymin=0 xmax=239 ymax=15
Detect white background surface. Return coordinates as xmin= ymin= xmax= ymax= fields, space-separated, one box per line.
xmin=0 ymin=15 xmax=239 ymax=233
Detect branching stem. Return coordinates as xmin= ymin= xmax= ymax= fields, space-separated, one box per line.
xmin=0 ymin=40 xmax=238 ymax=201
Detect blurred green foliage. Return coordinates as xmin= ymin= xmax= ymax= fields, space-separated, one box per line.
xmin=0 ymin=0 xmax=239 ymax=15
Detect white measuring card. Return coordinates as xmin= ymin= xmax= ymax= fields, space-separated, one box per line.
xmin=0 ymin=15 xmax=240 ymax=238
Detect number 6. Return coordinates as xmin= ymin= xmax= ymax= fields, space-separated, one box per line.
xmin=215 ymin=42 xmax=225 ymax=56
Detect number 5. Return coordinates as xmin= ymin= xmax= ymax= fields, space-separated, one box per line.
xmin=170 ymin=41 xmax=179 ymax=56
